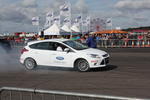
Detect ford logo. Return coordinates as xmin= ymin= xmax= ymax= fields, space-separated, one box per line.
xmin=56 ymin=56 xmax=64 ymax=60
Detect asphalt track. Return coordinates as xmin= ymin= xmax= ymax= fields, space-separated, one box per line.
xmin=0 ymin=47 xmax=150 ymax=99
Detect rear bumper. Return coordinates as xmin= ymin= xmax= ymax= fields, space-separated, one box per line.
xmin=20 ymin=57 xmax=24 ymax=64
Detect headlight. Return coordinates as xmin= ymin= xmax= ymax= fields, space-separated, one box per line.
xmin=88 ymin=54 xmax=100 ymax=58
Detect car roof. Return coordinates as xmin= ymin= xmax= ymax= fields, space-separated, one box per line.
xmin=27 ymin=39 xmax=70 ymax=45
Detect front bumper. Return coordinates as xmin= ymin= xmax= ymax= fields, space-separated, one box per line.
xmin=100 ymin=57 xmax=109 ymax=65
xmin=89 ymin=57 xmax=109 ymax=68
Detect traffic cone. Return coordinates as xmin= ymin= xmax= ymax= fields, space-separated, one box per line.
xmin=132 ymin=40 xmax=134 ymax=47
xmin=137 ymin=40 xmax=140 ymax=47
xmin=142 ymin=40 xmax=145 ymax=47
xmin=148 ymin=40 xmax=150 ymax=47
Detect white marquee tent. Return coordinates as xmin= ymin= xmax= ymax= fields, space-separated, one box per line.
xmin=43 ymin=23 xmax=80 ymax=36
xmin=44 ymin=24 xmax=60 ymax=35
xmin=71 ymin=25 xmax=80 ymax=33
xmin=61 ymin=25 xmax=71 ymax=32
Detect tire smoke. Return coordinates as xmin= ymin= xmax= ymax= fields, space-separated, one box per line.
xmin=0 ymin=46 xmax=24 ymax=72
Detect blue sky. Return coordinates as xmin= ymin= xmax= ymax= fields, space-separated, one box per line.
xmin=0 ymin=0 xmax=150 ymax=33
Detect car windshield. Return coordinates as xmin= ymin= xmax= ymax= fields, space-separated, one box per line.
xmin=63 ymin=40 xmax=88 ymax=50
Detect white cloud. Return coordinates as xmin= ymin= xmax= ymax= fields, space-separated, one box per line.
xmin=74 ymin=0 xmax=88 ymax=14
xmin=21 ymin=0 xmax=37 ymax=8
xmin=115 ymin=0 xmax=150 ymax=10
xmin=114 ymin=0 xmax=150 ymax=22
xmin=0 ymin=0 xmax=37 ymax=23
xmin=0 ymin=0 xmax=39 ymax=33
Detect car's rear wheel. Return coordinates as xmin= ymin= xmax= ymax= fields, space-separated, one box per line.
xmin=75 ymin=59 xmax=90 ymax=72
xmin=24 ymin=58 xmax=36 ymax=70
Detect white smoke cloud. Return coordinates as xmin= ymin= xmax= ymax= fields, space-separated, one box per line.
xmin=0 ymin=46 xmax=23 ymax=72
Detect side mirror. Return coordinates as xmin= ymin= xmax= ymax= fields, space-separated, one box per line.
xmin=64 ymin=48 xmax=70 ymax=53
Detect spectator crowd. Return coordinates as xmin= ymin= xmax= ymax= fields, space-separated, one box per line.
xmin=1 ymin=31 xmax=150 ymax=48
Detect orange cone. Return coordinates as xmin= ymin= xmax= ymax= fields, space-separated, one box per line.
xmin=142 ymin=40 xmax=145 ymax=47
xmin=132 ymin=40 xmax=134 ymax=47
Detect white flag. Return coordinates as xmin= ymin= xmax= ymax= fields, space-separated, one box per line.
xmin=82 ymin=16 xmax=90 ymax=26
xmin=82 ymin=20 xmax=87 ymax=26
xmin=53 ymin=16 xmax=60 ymax=26
xmin=44 ymin=11 xmax=54 ymax=28
xmin=76 ymin=15 xmax=82 ymax=22
xmin=73 ymin=15 xmax=82 ymax=26
xmin=32 ymin=17 xmax=39 ymax=26
xmin=60 ymin=2 xmax=70 ymax=16
xmin=63 ymin=17 xmax=71 ymax=26
xmin=73 ymin=20 xmax=80 ymax=26
xmin=106 ymin=18 xmax=112 ymax=26
xmin=44 ymin=17 xmax=51 ymax=28
xmin=46 ymin=11 xmax=53 ymax=18
xmin=86 ymin=16 xmax=90 ymax=25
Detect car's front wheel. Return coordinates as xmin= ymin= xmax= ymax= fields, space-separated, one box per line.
xmin=24 ymin=58 xmax=36 ymax=70
xmin=75 ymin=59 xmax=90 ymax=72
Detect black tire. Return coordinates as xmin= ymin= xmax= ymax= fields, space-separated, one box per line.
xmin=75 ymin=59 xmax=90 ymax=72
xmin=24 ymin=58 xmax=36 ymax=70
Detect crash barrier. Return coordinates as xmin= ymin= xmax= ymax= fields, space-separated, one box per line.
xmin=0 ymin=87 xmax=148 ymax=100
xmin=96 ymin=39 xmax=150 ymax=48
xmin=10 ymin=40 xmax=25 ymax=48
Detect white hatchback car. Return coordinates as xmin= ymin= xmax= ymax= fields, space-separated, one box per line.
xmin=20 ymin=39 xmax=109 ymax=72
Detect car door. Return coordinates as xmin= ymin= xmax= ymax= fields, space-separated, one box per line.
xmin=50 ymin=42 xmax=76 ymax=68
xmin=30 ymin=42 xmax=53 ymax=66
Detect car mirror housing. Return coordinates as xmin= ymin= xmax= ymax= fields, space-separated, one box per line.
xmin=64 ymin=48 xmax=70 ymax=53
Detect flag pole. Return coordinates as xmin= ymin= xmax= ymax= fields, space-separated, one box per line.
xmin=80 ymin=12 xmax=83 ymax=36
xmin=38 ymin=17 xmax=40 ymax=35
xmin=69 ymin=1 xmax=72 ymax=39
xmin=87 ymin=14 xmax=91 ymax=33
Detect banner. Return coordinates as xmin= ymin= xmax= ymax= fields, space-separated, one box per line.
xmin=106 ymin=18 xmax=112 ymax=26
xmin=44 ymin=11 xmax=54 ymax=28
xmin=73 ymin=15 xmax=82 ymax=26
xmin=82 ymin=16 xmax=90 ymax=26
xmin=46 ymin=11 xmax=53 ymax=18
xmin=60 ymin=2 xmax=70 ymax=17
xmin=53 ymin=16 xmax=60 ymax=27
xmin=63 ymin=17 xmax=71 ymax=26
xmin=32 ymin=17 xmax=39 ymax=26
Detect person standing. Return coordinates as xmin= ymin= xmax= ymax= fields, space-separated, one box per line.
xmin=86 ymin=34 xmax=97 ymax=48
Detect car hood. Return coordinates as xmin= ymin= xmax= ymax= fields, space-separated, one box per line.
xmin=79 ymin=48 xmax=107 ymax=56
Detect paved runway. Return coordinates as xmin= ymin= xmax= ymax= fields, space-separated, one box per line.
xmin=0 ymin=48 xmax=150 ymax=99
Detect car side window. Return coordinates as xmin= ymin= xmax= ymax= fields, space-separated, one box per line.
xmin=50 ymin=42 xmax=68 ymax=51
xmin=29 ymin=42 xmax=50 ymax=50
xmin=48 ymin=42 xmax=56 ymax=51
xmin=29 ymin=41 xmax=72 ymax=52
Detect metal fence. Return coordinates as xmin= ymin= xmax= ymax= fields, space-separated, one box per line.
xmin=10 ymin=39 xmax=150 ymax=48
xmin=0 ymin=87 xmax=148 ymax=100
xmin=96 ymin=39 xmax=150 ymax=48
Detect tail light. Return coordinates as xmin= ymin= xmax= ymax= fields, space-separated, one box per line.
xmin=21 ymin=48 xmax=29 ymax=54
